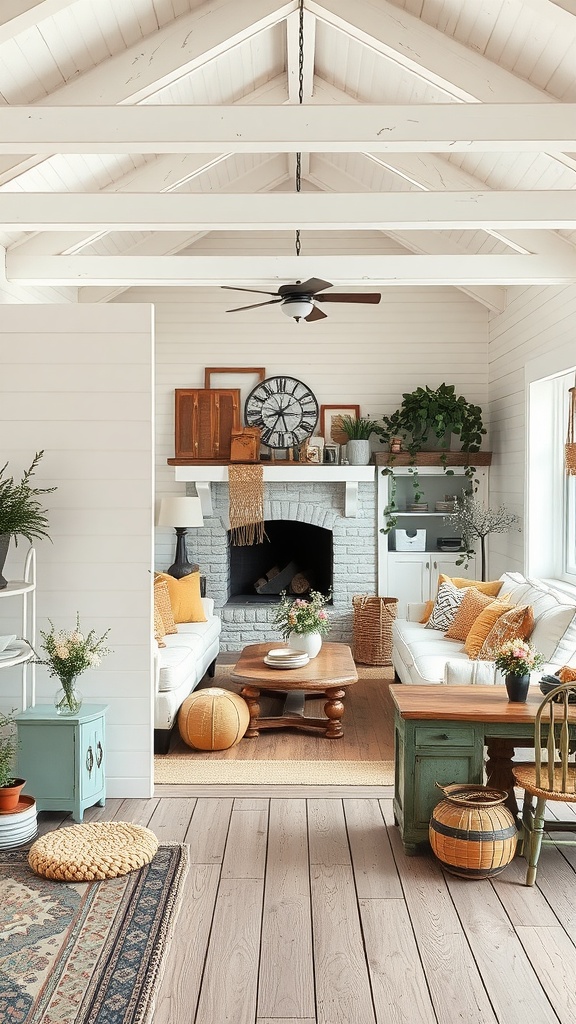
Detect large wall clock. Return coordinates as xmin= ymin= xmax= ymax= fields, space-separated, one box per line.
xmin=244 ymin=375 xmax=319 ymax=449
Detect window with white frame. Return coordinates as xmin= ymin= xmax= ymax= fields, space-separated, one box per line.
xmin=555 ymin=372 xmax=576 ymax=583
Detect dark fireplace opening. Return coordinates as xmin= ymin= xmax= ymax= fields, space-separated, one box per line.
xmin=227 ymin=520 xmax=333 ymax=605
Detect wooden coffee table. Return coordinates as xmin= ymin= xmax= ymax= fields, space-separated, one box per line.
xmin=230 ymin=641 xmax=358 ymax=739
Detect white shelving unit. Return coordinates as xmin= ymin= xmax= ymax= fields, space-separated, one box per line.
xmin=0 ymin=547 xmax=36 ymax=709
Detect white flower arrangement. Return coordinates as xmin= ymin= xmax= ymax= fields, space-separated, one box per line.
xmin=34 ymin=613 xmax=111 ymax=713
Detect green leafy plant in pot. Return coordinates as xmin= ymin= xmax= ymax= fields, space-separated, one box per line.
xmin=340 ymin=415 xmax=384 ymax=466
xmin=0 ymin=710 xmax=25 ymax=812
xmin=0 ymin=451 xmax=56 ymax=589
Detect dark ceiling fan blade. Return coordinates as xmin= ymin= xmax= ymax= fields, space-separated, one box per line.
xmin=305 ymin=304 xmax=327 ymax=322
xmin=221 ymin=285 xmax=280 ymax=297
xmin=226 ymin=298 xmax=283 ymax=312
xmin=315 ymin=292 xmax=382 ymax=304
xmin=278 ymin=278 xmax=333 ymax=297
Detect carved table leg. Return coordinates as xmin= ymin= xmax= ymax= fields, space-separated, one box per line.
xmin=485 ymin=738 xmax=519 ymax=818
xmin=240 ymin=685 xmax=261 ymax=738
xmin=324 ymin=687 xmax=346 ymax=738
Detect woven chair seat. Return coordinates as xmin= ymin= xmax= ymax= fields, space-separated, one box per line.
xmin=28 ymin=821 xmax=159 ymax=881
xmin=512 ymin=763 xmax=576 ymax=802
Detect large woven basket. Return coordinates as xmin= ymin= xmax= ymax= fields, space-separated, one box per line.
xmin=429 ymin=783 xmax=517 ymax=879
xmin=352 ymin=595 xmax=398 ymax=666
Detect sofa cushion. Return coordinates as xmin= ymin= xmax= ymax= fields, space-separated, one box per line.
xmin=412 ymin=650 xmax=470 ymax=685
xmin=438 ymin=574 xmax=504 ymax=597
xmin=153 ymin=604 xmax=166 ymax=648
xmin=158 ymin=637 xmax=204 ymax=693
xmin=426 ymin=581 xmax=467 ymax=631
xmin=530 ymin=605 xmax=576 ymax=662
xmin=155 ymin=571 xmax=206 ymax=623
xmin=445 ymin=588 xmax=495 ymax=641
xmin=464 ymin=598 xmax=512 ymax=658
xmin=478 ymin=605 xmax=534 ymax=659
xmin=153 ymin=578 xmax=178 ymax=634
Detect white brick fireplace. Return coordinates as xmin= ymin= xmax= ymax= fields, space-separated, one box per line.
xmin=172 ymin=466 xmax=377 ymax=651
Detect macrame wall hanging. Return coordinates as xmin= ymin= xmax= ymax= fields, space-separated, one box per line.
xmin=228 ymin=463 xmax=265 ymax=545
xmin=566 ymin=381 xmax=576 ymax=476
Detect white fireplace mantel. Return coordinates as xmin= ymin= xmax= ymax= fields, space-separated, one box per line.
xmin=173 ymin=464 xmax=375 ymax=517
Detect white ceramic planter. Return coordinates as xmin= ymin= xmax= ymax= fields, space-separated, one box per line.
xmin=346 ymin=440 xmax=371 ymax=466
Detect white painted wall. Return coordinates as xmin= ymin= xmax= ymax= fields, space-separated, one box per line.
xmin=488 ymin=284 xmax=576 ymax=578
xmin=114 ymin=282 xmax=489 ymax=570
xmin=0 ymin=303 xmax=154 ymax=798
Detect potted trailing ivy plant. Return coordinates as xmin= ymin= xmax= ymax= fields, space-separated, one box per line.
xmin=0 ymin=451 xmax=56 ymax=588
xmin=379 ymin=384 xmax=486 ymax=531
xmin=340 ymin=415 xmax=384 ymax=466
xmin=0 ymin=710 xmax=25 ymax=812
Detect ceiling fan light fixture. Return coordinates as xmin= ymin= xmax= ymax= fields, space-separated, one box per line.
xmin=281 ymin=296 xmax=314 ymax=321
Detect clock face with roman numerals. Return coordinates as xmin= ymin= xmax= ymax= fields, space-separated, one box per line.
xmin=244 ymin=375 xmax=319 ymax=449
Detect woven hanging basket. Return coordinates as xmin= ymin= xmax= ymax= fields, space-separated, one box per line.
xmin=566 ymin=386 xmax=576 ymax=476
xmin=352 ymin=595 xmax=398 ymax=666
xmin=429 ymin=783 xmax=518 ymax=879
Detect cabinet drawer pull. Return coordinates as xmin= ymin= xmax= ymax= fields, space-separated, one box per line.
xmin=439 ymin=733 xmax=449 ymax=741
xmin=86 ymin=745 xmax=94 ymax=775
xmin=96 ymin=741 xmax=103 ymax=768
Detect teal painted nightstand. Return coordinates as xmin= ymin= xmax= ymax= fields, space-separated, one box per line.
xmin=15 ymin=704 xmax=108 ymax=822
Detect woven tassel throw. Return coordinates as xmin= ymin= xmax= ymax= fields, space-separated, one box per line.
xmin=566 ymin=385 xmax=576 ymax=476
xmin=228 ymin=463 xmax=265 ymax=545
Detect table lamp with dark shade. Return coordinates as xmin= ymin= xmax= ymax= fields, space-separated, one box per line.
xmin=157 ymin=496 xmax=204 ymax=578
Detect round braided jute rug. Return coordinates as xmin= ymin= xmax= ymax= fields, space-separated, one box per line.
xmin=28 ymin=821 xmax=159 ymax=881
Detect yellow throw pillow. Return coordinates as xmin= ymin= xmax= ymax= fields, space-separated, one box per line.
xmin=155 ymin=571 xmax=206 ymax=624
xmin=478 ymin=605 xmax=535 ymax=660
xmin=420 ymin=599 xmax=435 ymax=624
xmin=444 ymin=588 xmax=495 ymax=642
xmin=463 ymin=598 xmax=512 ymax=658
xmin=153 ymin=578 xmax=178 ymax=635
xmin=153 ymin=602 xmax=167 ymax=648
xmin=438 ymin=574 xmax=504 ymax=598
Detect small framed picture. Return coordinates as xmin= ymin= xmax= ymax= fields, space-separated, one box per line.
xmin=324 ymin=444 xmax=339 ymax=464
xmin=305 ymin=444 xmax=321 ymax=464
xmin=320 ymin=404 xmax=360 ymax=444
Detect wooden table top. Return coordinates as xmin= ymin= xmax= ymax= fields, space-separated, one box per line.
xmin=231 ymin=641 xmax=358 ymax=690
xmin=389 ymin=684 xmax=568 ymax=723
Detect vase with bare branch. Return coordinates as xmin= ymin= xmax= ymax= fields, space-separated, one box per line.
xmin=443 ymin=495 xmax=520 ymax=581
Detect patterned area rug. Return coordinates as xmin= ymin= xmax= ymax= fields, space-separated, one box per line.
xmin=154 ymin=758 xmax=395 ymax=786
xmin=0 ymin=844 xmax=188 ymax=1024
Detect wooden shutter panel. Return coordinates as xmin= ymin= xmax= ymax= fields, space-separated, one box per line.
xmin=174 ymin=389 xmax=240 ymax=461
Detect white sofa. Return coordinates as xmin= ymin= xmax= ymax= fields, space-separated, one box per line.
xmin=393 ymin=572 xmax=576 ymax=686
xmin=154 ymin=596 xmax=221 ymax=752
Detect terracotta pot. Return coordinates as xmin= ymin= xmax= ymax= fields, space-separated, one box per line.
xmin=0 ymin=778 xmax=25 ymax=812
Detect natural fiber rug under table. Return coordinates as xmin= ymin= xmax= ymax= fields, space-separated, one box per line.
xmin=154 ymin=758 xmax=394 ymax=786
xmin=0 ymin=844 xmax=188 ymax=1024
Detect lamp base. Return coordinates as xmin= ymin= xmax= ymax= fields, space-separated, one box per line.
xmin=167 ymin=527 xmax=199 ymax=579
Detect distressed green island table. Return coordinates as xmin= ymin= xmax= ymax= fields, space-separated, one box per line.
xmin=389 ymin=684 xmax=576 ymax=854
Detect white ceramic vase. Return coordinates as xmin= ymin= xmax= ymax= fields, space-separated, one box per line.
xmin=288 ymin=631 xmax=323 ymax=659
xmin=345 ymin=439 xmax=371 ymax=466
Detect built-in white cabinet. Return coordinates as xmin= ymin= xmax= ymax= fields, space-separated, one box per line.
xmin=377 ymin=463 xmax=489 ymax=615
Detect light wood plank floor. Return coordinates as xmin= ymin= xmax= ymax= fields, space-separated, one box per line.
xmin=36 ymin=795 xmax=576 ymax=1024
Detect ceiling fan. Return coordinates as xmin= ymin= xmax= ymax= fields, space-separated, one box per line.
xmin=222 ymin=278 xmax=382 ymax=322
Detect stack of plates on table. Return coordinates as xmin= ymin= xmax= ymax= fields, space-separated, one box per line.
xmin=407 ymin=502 xmax=429 ymax=512
xmin=264 ymin=647 xmax=310 ymax=669
xmin=0 ymin=795 xmax=37 ymax=848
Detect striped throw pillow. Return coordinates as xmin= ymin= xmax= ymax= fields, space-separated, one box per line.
xmin=426 ymin=581 xmax=467 ymax=632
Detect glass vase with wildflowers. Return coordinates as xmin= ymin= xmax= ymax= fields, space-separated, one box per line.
xmin=34 ymin=614 xmax=111 ymax=714
xmin=493 ymin=638 xmax=544 ymax=677
xmin=273 ymin=589 xmax=331 ymax=641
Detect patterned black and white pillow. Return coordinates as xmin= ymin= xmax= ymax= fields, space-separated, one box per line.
xmin=426 ymin=581 xmax=468 ymax=632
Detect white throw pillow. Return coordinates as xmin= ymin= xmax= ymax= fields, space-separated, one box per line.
xmin=425 ymin=581 xmax=467 ymax=632
xmin=530 ymin=605 xmax=576 ymax=661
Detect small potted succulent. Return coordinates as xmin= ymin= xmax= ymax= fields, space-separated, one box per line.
xmin=0 ymin=710 xmax=25 ymax=812
xmin=339 ymin=415 xmax=384 ymax=466
xmin=0 ymin=451 xmax=56 ymax=588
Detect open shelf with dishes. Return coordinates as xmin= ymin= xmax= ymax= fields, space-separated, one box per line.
xmin=0 ymin=547 xmax=36 ymax=709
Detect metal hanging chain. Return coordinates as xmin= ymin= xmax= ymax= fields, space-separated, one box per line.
xmin=295 ymin=0 xmax=304 ymax=257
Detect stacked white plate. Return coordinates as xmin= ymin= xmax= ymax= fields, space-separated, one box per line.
xmin=264 ymin=647 xmax=310 ymax=669
xmin=0 ymin=795 xmax=38 ymax=848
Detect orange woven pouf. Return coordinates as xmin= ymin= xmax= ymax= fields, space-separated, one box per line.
xmin=178 ymin=687 xmax=250 ymax=750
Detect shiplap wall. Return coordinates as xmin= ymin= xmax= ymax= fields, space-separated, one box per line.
xmin=0 ymin=303 xmax=154 ymax=797
xmin=488 ymin=283 xmax=576 ymax=577
xmin=115 ymin=280 xmax=489 ymax=570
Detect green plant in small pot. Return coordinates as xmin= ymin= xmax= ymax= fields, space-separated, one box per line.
xmin=340 ymin=415 xmax=384 ymax=466
xmin=0 ymin=710 xmax=25 ymax=812
xmin=0 ymin=451 xmax=56 ymax=589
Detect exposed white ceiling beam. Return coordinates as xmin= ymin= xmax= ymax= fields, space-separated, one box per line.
xmin=0 ymin=0 xmax=296 ymax=185
xmin=3 ymin=191 xmax=576 ymax=230
xmin=8 ymin=253 xmax=576 ymax=287
xmin=0 ymin=1 xmax=75 ymax=43
xmin=2 ymin=103 xmax=576 ymax=153
xmin=534 ymin=0 xmax=576 ymax=18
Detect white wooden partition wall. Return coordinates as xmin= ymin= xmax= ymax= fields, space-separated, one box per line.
xmin=0 ymin=303 xmax=154 ymax=798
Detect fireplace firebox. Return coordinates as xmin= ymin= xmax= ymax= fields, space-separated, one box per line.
xmin=227 ymin=520 xmax=333 ymax=604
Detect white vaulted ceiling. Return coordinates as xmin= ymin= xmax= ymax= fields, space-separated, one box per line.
xmin=2 ymin=0 xmax=576 ymax=311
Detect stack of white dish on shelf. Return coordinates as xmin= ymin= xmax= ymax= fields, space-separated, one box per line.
xmin=264 ymin=647 xmax=310 ymax=669
xmin=0 ymin=795 xmax=37 ymax=848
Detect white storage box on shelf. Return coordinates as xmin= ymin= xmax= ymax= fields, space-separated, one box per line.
xmin=395 ymin=529 xmax=426 ymax=551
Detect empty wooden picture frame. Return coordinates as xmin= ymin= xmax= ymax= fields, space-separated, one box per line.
xmin=204 ymin=368 xmax=266 ymax=424
xmin=320 ymin=404 xmax=360 ymax=444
